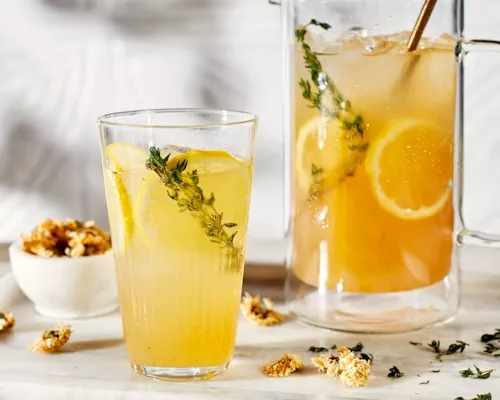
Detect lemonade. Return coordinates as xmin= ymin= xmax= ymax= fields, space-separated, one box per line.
xmin=291 ymin=30 xmax=455 ymax=294
xmin=102 ymin=143 xmax=252 ymax=372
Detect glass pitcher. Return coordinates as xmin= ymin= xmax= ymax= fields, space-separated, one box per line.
xmin=280 ymin=0 xmax=500 ymax=332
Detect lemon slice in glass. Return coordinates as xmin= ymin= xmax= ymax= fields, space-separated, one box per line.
xmin=295 ymin=116 xmax=366 ymax=194
xmin=134 ymin=149 xmax=251 ymax=253
xmin=104 ymin=143 xmax=148 ymax=252
xmin=365 ymin=119 xmax=453 ymax=220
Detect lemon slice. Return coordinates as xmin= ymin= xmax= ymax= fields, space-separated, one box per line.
xmin=365 ymin=119 xmax=453 ymax=220
xmin=134 ymin=149 xmax=250 ymax=252
xmin=104 ymin=143 xmax=147 ymax=251
xmin=295 ymin=116 xmax=366 ymax=193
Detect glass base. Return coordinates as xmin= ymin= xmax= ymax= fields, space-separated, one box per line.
xmin=286 ymin=273 xmax=459 ymax=333
xmin=132 ymin=362 xmax=229 ymax=381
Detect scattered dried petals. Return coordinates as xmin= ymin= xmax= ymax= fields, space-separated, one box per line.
xmin=311 ymin=354 xmax=342 ymax=377
xmin=312 ymin=346 xmax=371 ymax=387
xmin=30 ymin=324 xmax=72 ymax=353
xmin=263 ymin=353 xmax=303 ymax=377
xmin=339 ymin=358 xmax=371 ymax=387
xmin=240 ymin=292 xmax=285 ymax=326
xmin=21 ymin=218 xmax=111 ymax=258
xmin=0 ymin=311 xmax=15 ymax=332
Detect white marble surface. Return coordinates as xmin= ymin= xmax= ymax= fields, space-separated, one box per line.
xmin=2 ymin=262 xmax=500 ymax=399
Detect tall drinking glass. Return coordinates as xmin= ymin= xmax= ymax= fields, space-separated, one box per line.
xmin=282 ymin=0 xmax=500 ymax=332
xmin=98 ymin=109 xmax=257 ymax=380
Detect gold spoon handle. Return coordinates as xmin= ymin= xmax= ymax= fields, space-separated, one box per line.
xmin=407 ymin=0 xmax=439 ymax=52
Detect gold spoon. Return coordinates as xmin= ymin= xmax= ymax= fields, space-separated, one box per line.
xmin=400 ymin=0 xmax=439 ymax=83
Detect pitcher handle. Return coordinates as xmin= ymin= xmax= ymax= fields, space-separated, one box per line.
xmin=456 ymin=39 xmax=500 ymax=247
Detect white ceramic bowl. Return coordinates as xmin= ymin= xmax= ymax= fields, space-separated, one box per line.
xmin=9 ymin=242 xmax=118 ymax=319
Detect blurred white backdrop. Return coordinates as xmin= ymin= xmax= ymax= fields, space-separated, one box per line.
xmin=0 ymin=0 xmax=499 ymax=263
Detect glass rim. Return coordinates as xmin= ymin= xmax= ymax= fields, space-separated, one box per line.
xmin=97 ymin=108 xmax=258 ymax=129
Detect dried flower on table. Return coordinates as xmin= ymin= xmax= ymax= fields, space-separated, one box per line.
xmin=339 ymin=357 xmax=371 ymax=387
xmin=312 ymin=346 xmax=370 ymax=387
xmin=419 ymin=380 xmax=430 ymax=385
xmin=0 ymin=311 xmax=15 ymax=332
xmin=30 ymin=324 xmax=72 ymax=353
xmin=21 ymin=218 xmax=111 ymax=258
xmin=240 ymin=292 xmax=285 ymax=326
xmin=459 ymin=365 xmax=495 ymax=379
xmin=311 ymin=354 xmax=342 ymax=377
xmin=262 ymin=353 xmax=303 ymax=377
xmin=388 ymin=365 xmax=404 ymax=379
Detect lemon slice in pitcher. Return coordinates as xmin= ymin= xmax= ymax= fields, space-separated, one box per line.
xmin=365 ymin=119 xmax=452 ymax=220
xmin=295 ymin=116 xmax=366 ymax=194
xmin=134 ymin=149 xmax=250 ymax=252
xmin=104 ymin=143 xmax=147 ymax=251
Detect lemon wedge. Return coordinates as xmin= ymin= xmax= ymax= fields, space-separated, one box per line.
xmin=104 ymin=143 xmax=148 ymax=251
xmin=365 ymin=119 xmax=453 ymax=220
xmin=295 ymin=116 xmax=366 ymax=194
xmin=134 ymin=149 xmax=251 ymax=253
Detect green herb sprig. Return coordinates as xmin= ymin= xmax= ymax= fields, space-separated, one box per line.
xmin=428 ymin=340 xmax=469 ymax=360
xmin=484 ymin=343 xmax=500 ymax=356
xmin=295 ymin=19 xmax=366 ymax=199
xmin=145 ymin=148 xmax=242 ymax=273
xmin=388 ymin=366 xmax=404 ymax=379
xmin=481 ymin=329 xmax=500 ymax=343
xmin=459 ymin=365 xmax=495 ymax=380
xmin=308 ymin=346 xmax=329 ymax=353
xmin=349 ymin=342 xmax=364 ymax=352
xmin=455 ymin=394 xmax=491 ymax=400
xmin=295 ymin=19 xmax=364 ymax=134
xmin=359 ymin=353 xmax=373 ymax=363
xmin=420 ymin=380 xmax=430 ymax=385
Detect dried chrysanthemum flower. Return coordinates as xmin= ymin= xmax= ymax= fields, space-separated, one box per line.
xmin=20 ymin=218 xmax=111 ymax=258
xmin=263 ymin=353 xmax=303 ymax=377
xmin=339 ymin=357 xmax=371 ymax=387
xmin=240 ymin=292 xmax=285 ymax=326
xmin=311 ymin=354 xmax=342 ymax=377
xmin=337 ymin=346 xmax=356 ymax=370
xmin=312 ymin=346 xmax=371 ymax=387
xmin=0 ymin=311 xmax=15 ymax=332
xmin=30 ymin=324 xmax=72 ymax=353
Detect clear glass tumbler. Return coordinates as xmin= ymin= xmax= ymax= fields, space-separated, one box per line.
xmin=281 ymin=0 xmax=500 ymax=332
xmin=98 ymin=109 xmax=257 ymax=380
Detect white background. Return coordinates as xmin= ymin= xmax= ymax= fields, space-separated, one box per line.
xmin=0 ymin=0 xmax=500 ymax=262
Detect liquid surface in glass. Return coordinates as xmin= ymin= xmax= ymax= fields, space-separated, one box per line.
xmin=292 ymin=32 xmax=456 ymax=293
xmin=103 ymin=144 xmax=252 ymax=368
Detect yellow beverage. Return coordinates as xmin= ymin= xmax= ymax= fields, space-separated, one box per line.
xmin=103 ymin=144 xmax=252 ymax=369
xmin=292 ymin=32 xmax=455 ymax=293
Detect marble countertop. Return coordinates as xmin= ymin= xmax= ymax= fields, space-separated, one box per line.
xmin=1 ymin=257 xmax=500 ymax=399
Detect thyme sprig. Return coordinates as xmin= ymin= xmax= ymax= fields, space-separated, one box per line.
xmin=388 ymin=366 xmax=404 ymax=379
xmin=348 ymin=342 xmax=364 ymax=352
xmin=428 ymin=340 xmax=469 ymax=360
xmin=459 ymin=365 xmax=495 ymax=380
xmin=146 ymin=147 xmax=242 ymax=273
xmin=295 ymin=19 xmax=366 ymax=199
xmin=295 ymin=19 xmax=364 ymax=134
xmin=481 ymin=329 xmax=500 ymax=343
xmin=455 ymin=394 xmax=491 ymax=400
